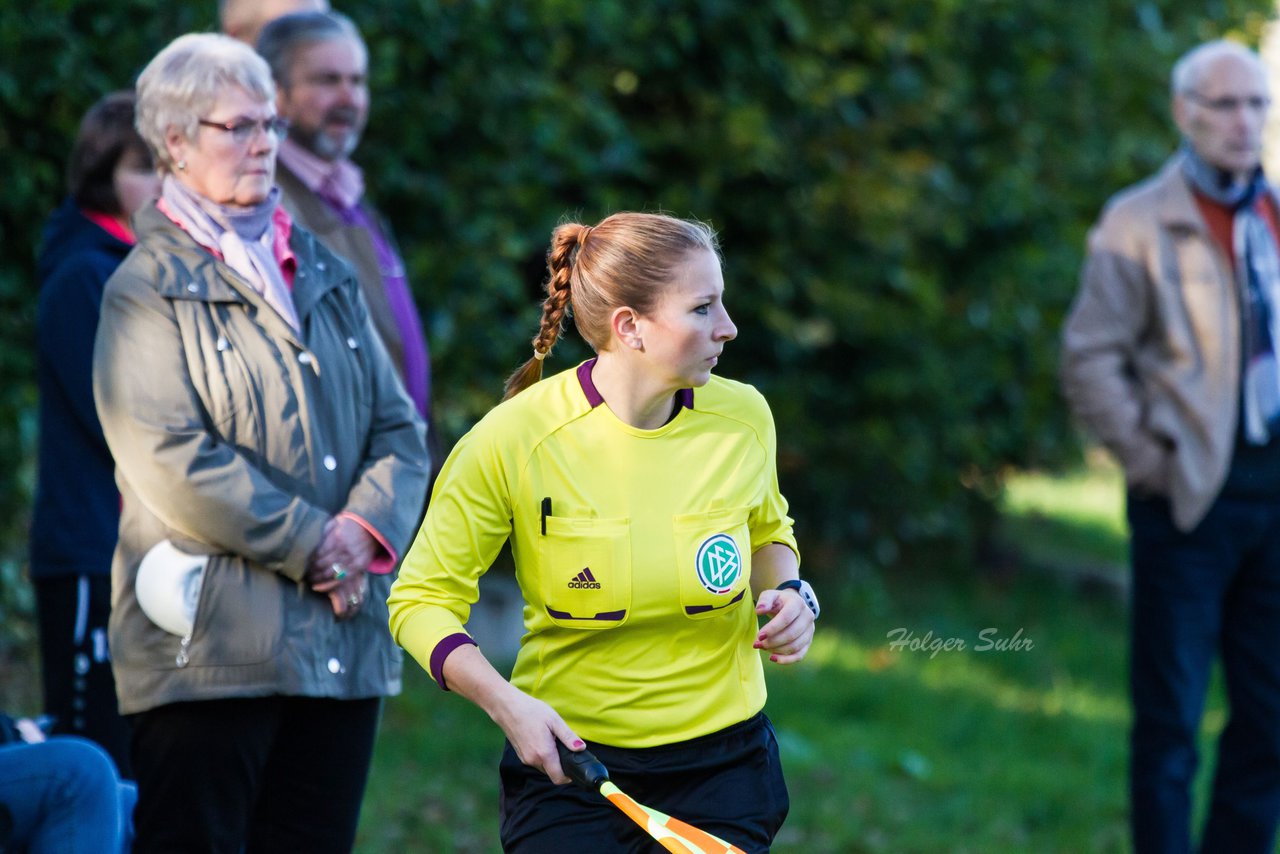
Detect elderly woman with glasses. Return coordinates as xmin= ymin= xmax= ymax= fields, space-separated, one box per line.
xmin=92 ymin=33 xmax=429 ymax=853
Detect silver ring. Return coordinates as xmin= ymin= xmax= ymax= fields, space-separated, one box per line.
xmin=331 ymin=563 xmax=347 ymax=580
xmin=347 ymin=594 xmax=360 ymax=608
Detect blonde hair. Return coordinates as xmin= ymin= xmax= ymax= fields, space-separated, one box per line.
xmin=503 ymin=212 xmax=719 ymax=400
xmin=135 ymin=33 xmax=275 ymax=173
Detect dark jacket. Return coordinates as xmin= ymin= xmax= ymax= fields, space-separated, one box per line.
xmin=275 ymin=163 xmax=443 ymax=483
xmin=275 ymin=163 xmax=410 ymax=378
xmin=93 ymin=203 xmax=430 ymax=713
xmin=30 ymin=201 xmax=130 ymax=579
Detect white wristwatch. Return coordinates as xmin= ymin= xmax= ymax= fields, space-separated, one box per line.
xmin=776 ymin=579 xmax=820 ymax=619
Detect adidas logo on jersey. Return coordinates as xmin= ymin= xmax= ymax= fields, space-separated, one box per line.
xmin=567 ymin=568 xmax=602 ymax=589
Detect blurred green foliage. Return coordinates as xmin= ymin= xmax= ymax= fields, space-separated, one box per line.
xmin=0 ymin=0 xmax=1272 ymax=660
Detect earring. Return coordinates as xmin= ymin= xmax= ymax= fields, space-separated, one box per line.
xmin=177 ymin=160 xmax=187 ymax=171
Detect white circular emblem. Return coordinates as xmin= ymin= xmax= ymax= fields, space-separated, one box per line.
xmin=696 ymin=533 xmax=742 ymax=595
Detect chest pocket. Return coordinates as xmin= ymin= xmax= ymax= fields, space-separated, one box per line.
xmin=539 ymin=516 xmax=632 ymax=629
xmin=203 ymin=327 xmax=262 ymax=433
xmin=172 ymin=300 xmax=273 ymax=449
xmin=673 ymin=506 xmax=752 ymax=620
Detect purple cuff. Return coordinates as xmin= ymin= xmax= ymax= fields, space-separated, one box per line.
xmin=429 ymin=632 xmax=478 ymax=691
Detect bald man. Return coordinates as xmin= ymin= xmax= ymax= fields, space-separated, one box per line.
xmin=219 ymin=0 xmax=328 ymax=46
xmin=1063 ymin=41 xmax=1280 ymax=852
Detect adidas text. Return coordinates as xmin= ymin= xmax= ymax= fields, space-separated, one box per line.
xmin=568 ymin=568 xmax=601 ymax=589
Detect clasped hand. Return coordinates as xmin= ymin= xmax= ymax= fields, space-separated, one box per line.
xmin=305 ymin=515 xmax=377 ymax=620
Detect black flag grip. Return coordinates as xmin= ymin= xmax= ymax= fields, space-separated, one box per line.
xmin=556 ymin=740 xmax=610 ymax=789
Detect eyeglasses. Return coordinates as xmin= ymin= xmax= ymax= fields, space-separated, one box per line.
xmin=1184 ymin=92 xmax=1271 ymax=113
xmin=197 ymin=116 xmax=290 ymax=144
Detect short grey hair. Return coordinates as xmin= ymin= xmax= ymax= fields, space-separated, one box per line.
xmin=256 ymin=12 xmax=364 ymax=90
xmin=135 ymin=33 xmax=275 ymax=173
xmin=1171 ymin=39 xmax=1262 ymax=97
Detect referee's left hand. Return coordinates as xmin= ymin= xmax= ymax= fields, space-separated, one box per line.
xmin=753 ymin=589 xmax=815 ymax=664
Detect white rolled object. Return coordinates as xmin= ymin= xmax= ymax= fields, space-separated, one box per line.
xmin=135 ymin=539 xmax=209 ymax=637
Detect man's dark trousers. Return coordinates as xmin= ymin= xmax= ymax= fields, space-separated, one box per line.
xmin=1129 ymin=492 xmax=1280 ymax=853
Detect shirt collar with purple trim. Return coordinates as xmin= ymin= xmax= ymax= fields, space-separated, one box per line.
xmin=277 ymin=137 xmax=365 ymax=211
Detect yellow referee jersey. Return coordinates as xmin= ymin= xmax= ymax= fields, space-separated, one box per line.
xmin=388 ymin=359 xmax=799 ymax=747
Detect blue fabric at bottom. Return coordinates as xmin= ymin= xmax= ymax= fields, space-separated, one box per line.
xmin=0 ymin=736 xmax=132 ymax=853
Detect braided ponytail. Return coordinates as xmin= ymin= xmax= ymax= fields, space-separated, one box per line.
xmin=502 ymin=223 xmax=587 ymax=400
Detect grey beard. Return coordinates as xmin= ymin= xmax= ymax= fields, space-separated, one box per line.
xmin=292 ymin=126 xmax=361 ymax=162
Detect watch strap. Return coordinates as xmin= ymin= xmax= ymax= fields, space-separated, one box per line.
xmin=775 ymin=579 xmax=820 ymax=619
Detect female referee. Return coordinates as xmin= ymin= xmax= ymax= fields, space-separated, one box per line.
xmin=387 ymin=212 xmax=818 ymax=852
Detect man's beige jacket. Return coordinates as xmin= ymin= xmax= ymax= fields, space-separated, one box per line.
xmin=1062 ymin=152 xmax=1248 ymax=531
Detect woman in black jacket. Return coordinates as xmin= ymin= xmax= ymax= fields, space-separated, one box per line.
xmin=31 ymin=91 xmax=158 ymax=777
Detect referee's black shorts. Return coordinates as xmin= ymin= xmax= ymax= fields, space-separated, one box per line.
xmin=499 ymin=711 xmax=789 ymax=853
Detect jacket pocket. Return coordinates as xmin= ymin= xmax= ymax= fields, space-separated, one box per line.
xmin=673 ymin=506 xmax=752 ymax=620
xmin=183 ymin=555 xmax=286 ymax=667
xmin=538 ymin=516 xmax=631 ymax=629
xmin=1123 ymin=431 xmax=1173 ymax=497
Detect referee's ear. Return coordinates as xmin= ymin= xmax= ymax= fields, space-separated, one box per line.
xmin=611 ymin=306 xmax=644 ymax=352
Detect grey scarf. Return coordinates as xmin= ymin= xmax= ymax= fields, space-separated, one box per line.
xmin=1183 ymin=146 xmax=1280 ymax=444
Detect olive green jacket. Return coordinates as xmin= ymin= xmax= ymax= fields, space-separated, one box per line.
xmin=93 ymin=203 xmax=429 ymax=714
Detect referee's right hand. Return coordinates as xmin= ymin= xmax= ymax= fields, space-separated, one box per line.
xmin=492 ymin=689 xmax=584 ymax=785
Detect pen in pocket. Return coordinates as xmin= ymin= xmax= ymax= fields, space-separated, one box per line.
xmin=541 ymin=497 xmax=552 ymax=535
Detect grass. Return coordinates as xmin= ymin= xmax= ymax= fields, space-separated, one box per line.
xmin=997 ymin=452 xmax=1128 ymax=577
xmin=753 ymin=567 xmax=1133 ymax=853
